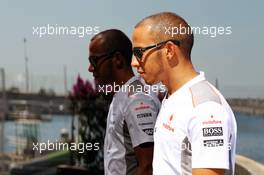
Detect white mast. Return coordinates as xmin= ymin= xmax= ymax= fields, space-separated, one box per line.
xmin=24 ymin=38 xmax=30 ymax=93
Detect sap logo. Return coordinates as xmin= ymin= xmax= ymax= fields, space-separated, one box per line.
xmin=202 ymin=127 xmax=223 ymax=137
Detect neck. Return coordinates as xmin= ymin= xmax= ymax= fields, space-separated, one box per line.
xmin=164 ymin=61 xmax=198 ymax=95
xmin=114 ymin=69 xmax=134 ymax=86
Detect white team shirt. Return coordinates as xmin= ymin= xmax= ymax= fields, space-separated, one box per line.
xmin=104 ymin=75 xmax=161 ymax=175
xmin=153 ymin=72 xmax=237 ymax=175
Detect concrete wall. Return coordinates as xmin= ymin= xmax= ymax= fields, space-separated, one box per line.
xmin=236 ymin=155 xmax=264 ymax=175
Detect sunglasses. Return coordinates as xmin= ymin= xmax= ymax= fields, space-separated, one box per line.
xmin=88 ymin=51 xmax=116 ymax=69
xmin=132 ymin=39 xmax=180 ymax=61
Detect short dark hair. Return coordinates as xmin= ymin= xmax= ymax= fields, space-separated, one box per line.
xmin=135 ymin=12 xmax=194 ymax=59
xmin=91 ymin=29 xmax=132 ymax=67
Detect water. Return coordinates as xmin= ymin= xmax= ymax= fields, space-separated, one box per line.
xmin=3 ymin=115 xmax=75 ymax=153
xmin=236 ymin=112 xmax=264 ymax=163
xmin=2 ymin=113 xmax=264 ymax=164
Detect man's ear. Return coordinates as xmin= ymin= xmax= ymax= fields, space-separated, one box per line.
xmin=113 ymin=52 xmax=124 ymax=69
xmin=165 ymin=42 xmax=178 ymax=67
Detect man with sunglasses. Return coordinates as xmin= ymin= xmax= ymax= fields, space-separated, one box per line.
xmin=131 ymin=12 xmax=237 ymax=175
xmin=88 ymin=29 xmax=161 ymax=175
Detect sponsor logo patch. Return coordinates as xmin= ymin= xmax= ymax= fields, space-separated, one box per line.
xmin=137 ymin=113 xmax=152 ymax=118
xmin=202 ymin=120 xmax=222 ymax=125
xmin=203 ymin=127 xmax=223 ymax=137
xmin=135 ymin=105 xmax=150 ymax=111
xmin=162 ymin=114 xmax=175 ymax=132
xmin=138 ymin=122 xmax=153 ymax=126
xmin=203 ymin=139 xmax=224 ymax=147
xmin=202 ymin=115 xmax=222 ymax=125
xmin=142 ymin=128 xmax=154 ymax=135
xmin=162 ymin=123 xmax=175 ymax=132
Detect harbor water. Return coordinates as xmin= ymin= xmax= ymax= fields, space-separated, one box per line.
xmin=2 ymin=113 xmax=264 ymax=164
xmin=3 ymin=115 xmax=75 ymax=153
xmin=236 ymin=112 xmax=264 ymax=163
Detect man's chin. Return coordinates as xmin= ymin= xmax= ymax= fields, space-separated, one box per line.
xmin=94 ymin=78 xmax=105 ymax=87
xmin=143 ymin=77 xmax=157 ymax=85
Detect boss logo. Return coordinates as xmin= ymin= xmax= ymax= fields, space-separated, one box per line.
xmin=202 ymin=127 xmax=223 ymax=137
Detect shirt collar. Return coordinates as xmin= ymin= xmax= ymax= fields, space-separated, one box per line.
xmin=182 ymin=71 xmax=205 ymax=88
xmin=124 ymin=75 xmax=139 ymax=86
xmin=166 ymin=71 xmax=205 ymax=100
xmin=113 ymin=75 xmax=139 ymax=98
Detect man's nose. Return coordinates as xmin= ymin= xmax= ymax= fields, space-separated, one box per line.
xmin=88 ymin=64 xmax=95 ymax=72
xmin=131 ymin=56 xmax=140 ymax=68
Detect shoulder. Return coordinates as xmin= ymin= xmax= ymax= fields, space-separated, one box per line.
xmin=189 ymin=80 xmax=222 ymax=108
xmin=185 ymin=81 xmax=228 ymax=128
xmin=126 ymin=78 xmax=160 ymax=106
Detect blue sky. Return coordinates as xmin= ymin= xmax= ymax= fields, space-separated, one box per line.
xmin=0 ymin=0 xmax=263 ymax=98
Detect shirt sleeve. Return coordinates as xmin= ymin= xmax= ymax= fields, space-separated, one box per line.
xmin=188 ymin=102 xmax=231 ymax=169
xmin=124 ymin=93 xmax=160 ymax=148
